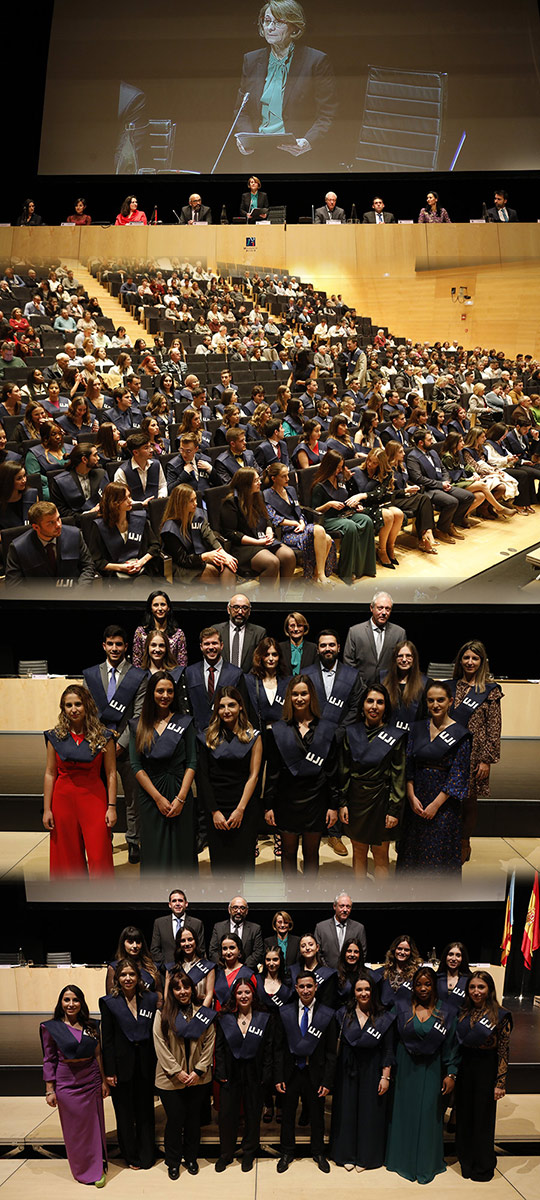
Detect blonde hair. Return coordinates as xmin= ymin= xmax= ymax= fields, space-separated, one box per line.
xmin=161 ymin=484 xmax=197 ymax=538
xmin=258 ymin=1 xmax=306 ymax=39
xmin=54 ymin=685 xmax=108 ymax=754
xmin=205 ymin=686 xmax=255 ymax=749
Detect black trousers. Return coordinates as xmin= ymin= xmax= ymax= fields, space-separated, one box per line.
xmin=218 ymin=1078 xmax=263 ymax=1158
xmin=280 ymin=1068 xmax=325 ymax=1156
xmin=111 ymin=1066 xmax=155 ymax=1168
xmin=158 ymin=1084 xmax=208 ymax=1166
xmin=455 ymin=1048 xmax=498 ymax=1181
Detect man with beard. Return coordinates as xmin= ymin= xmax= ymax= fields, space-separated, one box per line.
xmin=215 ymin=594 xmax=266 ymax=673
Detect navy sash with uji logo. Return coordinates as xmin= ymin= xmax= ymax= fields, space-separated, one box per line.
xmin=196 ymin=729 xmax=259 ymax=763
xmin=43 ymin=729 xmax=111 ymax=762
xmin=279 ymin=1002 xmax=335 ymax=1060
xmin=128 ymin=713 xmax=192 ymax=761
xmin=437 ymin=973 xmax=470 ymax=1013
xmin=446 ymin=679 xmax=500 ymax=727
xmin=214 ymin=965 xmax=255 ymax=1007
xmin=304 ymin=663 xmax=358 ymax=725
xmin=166 ymin=957 xmax=215 ymax=985
xmin=94 ymin=507 xmax=148 ymax=564
xmin=119 ymin=459 xmax=160 ymax=501
xmin=100 ymin=990 xmax=157 ymax=1042
xmin=346 ymin=721 xmax=405 ymax=766
xmin=14 ymin=525 xmax=80 ymax=574
xmin=53 ymin=470 xmax=104 ymax=513
xmin=174 ymin=1005 xmax=218 ymax=1041
xmin=336 ymin=1005 xmax=396 ymax=1049
xmin=396 ymin=998 xmax=453 ymax=1056
xmin=219 ymin=1010 xmax=270 ymax=1059
xmin=40 ymin=1019 xmax=99 ymax=1059
xmin=456 ymin=1006 xmax=512 ymax=1048
xmin=108 ymin=961 xmax=157 ymax=994
xmin=289 ymin=963 xmax=336 ymax=991
xmin=271 ymin=719 xmax=336 ymax=777
xmin=161 ymin=511 xmax=207 ymax=556
xmin=255 ymin=977 xmax=293 ymax=1010
xmin=408 ymin=719 xmax=471 ymax=763
xmin=83 ymin=663 xmax=147 ymax=728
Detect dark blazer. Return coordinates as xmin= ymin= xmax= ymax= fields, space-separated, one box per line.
xmin=214 ymin=448 xmax=258 ymax=484
xmin=50 ymin=467 xmax=107 ymax=522
xmin=314 ymin=205 xmax=346 ymax=224
xmin=279 ymin=639 xmax=318 ymax=674
xmin=215 ymin=620 xmax=267 ymax=673
xmin=362 ymin=210 xmax=395 ymax=224
xmin=5 ymin=527 xmax=95 ymax=588
xmin=235 ymin=44 xmax=337 ymax=148
xmin=209 ymin=918 xmax=264 ymax=971
xmin=313 ymin=916 xmax=367 ymax=968
xmin=254 ymin=438 xmax=290 ymax=469
xmin=304 ymin=660 xmax=362 ymax=728
xmin=165 ymin=453 xmax=220 ymax=494
xmin=342 ymin=618 xmax=407 ymax=684
xmin=84 ymin=658 xmax=148 ymax=750
xmin=486 ymin=205 xmax=518 ymax=223
xmin=179 ymin=204 xmax=212 ymax=224
xmin=150 ymin=913 xmax=205 ymax=963
xmin=240 ymin=191 xmax=269 ymax=218
xmin=99 ymin=995 xmax=156 ymax=1082
xmin=264 ymin=933 xmax=301 ymax=967
xmin=274 ymin=1000 xmax=337 ymax=1089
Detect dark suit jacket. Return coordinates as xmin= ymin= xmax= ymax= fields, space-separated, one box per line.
xmin=99 ymin=995 xmax=156 ymax=1082
xmin=264 ymin=933 xmax=301 ymax=967
xmin=214 ymin=448 xmax=258 ymax=484
xmin=179 ymin=204 xmax=212 ymax=224
xmin=215 ymin=620 xmax=266 ymax=673
xmin=304 ymin=661 xmax=362 ymax=729
xmin=342 ymin=619 xmax=407 ymax=685
xmin=274 ymin=1001 xmax=337 ymax=1089
xmin=184 ymin=658 xmax=247 ymax=731
xmin=362 ymin=210 xmax=395 ymax=224
xmin=314 ymin=204 xmax=346 ymax=224
xmin=279 ymin=639 xmax=318 ymax=674
xmin=240 ymin=191 xmax=269 ymax=218
xmin=486 ymin=205 xmax=518 ymax=223
xmin=5 ymin=527 xmax=95 ymax=588
xmin=50 ymin=467 xmax=107 ymax=523
xmin=150 ymin=913 xmax=205 ymax=963
xmin=313 ymin=916 xmax=367 ymax=968
xmin=209 ymin=918 xmax=264 ymax=970
xmin=235 ymin=44 xmax=337 ymax=148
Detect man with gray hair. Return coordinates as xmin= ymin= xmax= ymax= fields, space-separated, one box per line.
xmin=314 ymin=892 xmax=367 ymax=967
xmin=343 ymin=591 xmax=407 ymax=685
xmin=314 ymin=192 xmax=346 ymax=223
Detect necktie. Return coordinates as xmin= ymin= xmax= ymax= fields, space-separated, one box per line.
xmin=207 ymin=665 xmax=215 ymax=701
xmin=107 ymin=667 xmax=117 ymax=702
xmin=336 ymin=922 xmax=346 ymax=949
xmin=298 ymin=1006 xmax=309 ymax=1068
xmin=231 ymin=630 xmax=240 ymax=668
xmin=45 ymin=542 xmax=57 ymax=575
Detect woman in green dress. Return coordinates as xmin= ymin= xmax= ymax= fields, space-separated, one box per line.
xmin=386 ymin=966 xmax=459 ymax=1185
xmin=311 ymin=449 xmax=376 ymax=585
xmin=338 ymin=683 xmax=406 ymax=878
xmin=129 ymin=671 xmax=197 ymax=872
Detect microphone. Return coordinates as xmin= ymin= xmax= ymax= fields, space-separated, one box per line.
xmin=172 ymin=209 xmax=181 ymax=224
xmin=210 ymin=93 xmax=251 ymax=175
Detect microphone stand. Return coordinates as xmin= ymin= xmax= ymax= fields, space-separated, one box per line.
xmin=210 ymin=93 xmax=250 ymax=175
xmin=172 ymin=209 xmax=182 ymax=224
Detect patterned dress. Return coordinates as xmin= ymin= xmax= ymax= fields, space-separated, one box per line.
xmin=132 ymin=625 xmax=188 ymax=668
xmin=451 ymin=680 xmax=502 ymax=838
xmin=397 ymin=721 xmax=471 ymax=873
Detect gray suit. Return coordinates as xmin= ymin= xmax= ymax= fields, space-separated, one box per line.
xmin=150 ymin=913 xmax=206 ymax=963
xmin=343 ymin=619 xmax=407 ymax=685
xmin=314 ymin=204 xmax=346 ymax=224
xmin=313 ymin=916 xmax=367 ymax=968
xmin=214 ymin=620 xmax=266 ymax=673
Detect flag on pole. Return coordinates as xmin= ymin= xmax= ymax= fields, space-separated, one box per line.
xmin=501 ymin=871 xmax=515 ymax=966
xmin=521 ymin=872 xmax=540 ymax=970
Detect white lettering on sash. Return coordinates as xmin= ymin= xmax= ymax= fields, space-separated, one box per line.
xmin=128 ymin=531 xmax=143 ymax=543
xmin=366 ymin=1025 xmax=381 ymax=1039
xmin=307 ymin=1025 xmax=322 ymax=1039
xmin=434 ymin=1021 xmax=447 ymax=1036
xmin=463 ymin=696 xmax=479 ymax=709
xmin=195 ymin=1010 xmax=211 ymax=1026
xmin=306 ymin=752 xmax=324 ymax=766
xmin=109 ymin=699 xmax=126 ymax=713
xmin=328 ymin=696 xmax=344 ymax=708
xmin=379 ymin=730 xmax=396 ymax=746
xmin=440 ymin=730 xmax=456 ymax=746
xmin=139 ymin=1007 xmax=153 ymax=1019
xmin=479 ymin=1016 xmax=495 ymax=1031
xmin=248 ymin=1024 xmax=263 ymax=1037
xmin=167 ymin=722 xmax=185 ymax=734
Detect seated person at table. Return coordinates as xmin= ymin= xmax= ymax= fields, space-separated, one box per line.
xmin=314 ymin=192 xmax=346 ymax=223
xmin=5 ymin=501 xmax=95 ymax=588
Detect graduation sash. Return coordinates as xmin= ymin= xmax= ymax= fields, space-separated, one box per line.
xmin=447 ymin=679 xmax=500 ymax=725
xmin=411 ymin=449 xmax=443 ymax=480
xmin=161 ymin=512 xmax=208 ymax=557
xmin=437 ymin=974 xmax=469 ymax=1012
xmin=255 ymin=977 xmax=293 ymax=1010
xmin=119 ymin=459 xmax=160 ymax=501
xmin=109 ymin=961 xmax=157 ymax=993
xmin=346 ymin=721 xmax=405 ymax=766
xmin=174 ymin=1005 xmax=217 ymax=1041
xmin=83 ymin=663 xmax=147 ymax=726
xmin=290 ymin=963 xmax=336 ymax=991
xmin=128 ymin=713 xmax=192 ymax=761
xmin=40 ymin=1019 xmax=99 ymax=1059
xmin=214 ymin=965 xmax=254 ymax=1006
xmin=100 ymin=991 xmax=157 ymax=1042
xmin=197 ymin=729 xmax=259 ymax=763
xmin=374 ymin=970 xmax=414 ymax=1007
xmin=53 ymin=470 xmax=104 ymax=513
xmin=263 ymin=486 xmax=302 ymax=523
xmin=94 ymin=508 xmax=148 ymax=563
xmin=292 ymin=441 xmax=320 ymax=466
xmin=271 ymin=719 xmax=335 ymax=777
xmin=279 ymin=1002 xmax=335 ymax=1059
xmin=396 ymin=999 xmax=453 ymax=1056
xmin=456 ymin=1007 xmax=511 ymax=1048
xmin=14 ymin=525 xmax=80 ymax=573
xmin=219 ymin=1010 xmax=270 ymax=1059
xmin=408 ymin=719 xmax=471 ymax=762
xmin=317 ymin=479 xmax=349 ymax=504
xmin=336 ymin=1005 xmax=396 ymax=1049
xmin=43 ymin=729 xmax=110 ymax=763
xmin=305 ymin=663 xmax=357 ymax=722
xmin=167 ymin=957 xmax=215 ymax=986
xmin=13 ymin=488 xmax=38 ymax=524
xmin=391 ymin=678 xmax=427 ymax=733
xmin=245 ymin=674 xmax=289 ymax=726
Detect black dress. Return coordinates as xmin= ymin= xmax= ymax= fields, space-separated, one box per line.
xmin=215 ymin=1011 xmax=274 ymax=1160
xmin=264 ymin=717 xmax=338 ymax=834
xmin=220 ymin=496 xmax=280 ymax=571
xmin=196 ymin=728 xmax=261 ymax=870
xmin=330 ymin=1006 xmax=396 ymax=1168
xmin=455 ymin=1006 xmax=512 ymax=1181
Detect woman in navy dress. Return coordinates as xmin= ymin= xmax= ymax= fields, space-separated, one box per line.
xmin=331 ymin=973 xmax=395 ymax=1171
xmin=291 ymin=418 xmax=323 ymax=469
xmin=397 ymin=681 xmax=471 ymax=874
xmin=0 ymin=462 xmax=38 ymax=530
xmin=197 ymin=687 xmax=262 ymax=872
xmin=436 ymin=942 xmax=471 ymax=1013
xmin=263 ymin=461 xmax=336 ymax=583
xmin=382 ymin=641 xmax=428 ymax=732
xmin=455 ymin=971 xmax=513 ymax=1181
xmin=106 ymin=926 xmax=163 ymax=1007
xmin=246 ymin=636 xmax=290 ymax=742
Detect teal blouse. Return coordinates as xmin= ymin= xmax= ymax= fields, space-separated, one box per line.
xmin=259 ymin=45 xmax=294 ymax=134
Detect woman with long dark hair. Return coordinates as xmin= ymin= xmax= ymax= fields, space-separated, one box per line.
xmin=448 ymin=640 xmax=503 ymax=864
xmin=0 ymin=462 xmax=38 ymax=530
xmin=455 ymin=971 xmax=513 ymax=1181
xmin=132 ymin=589 xmax=187 ymax=669
xmin=440 ymin=431 xmax=515 ymax=517
xmin=385 ymin=967 xmax=458 ymax=1183
xmin=165 ymin=927 xmax=216 ymax=1007
xmin=115 ymin=195 xmax=147 ymax=225
xmin=221 ymin=466 xmax=296 ymax=584
xmin=58 ymin=397 xmax=97 ymax=439
xmin=372 ymin=934 xmax=423 ymax=1006
xmin=161 ymin=484 xmax=238 ymax=585
xmin=336 ymin=938 xmax=366 ymax=1004
xmin=197 ymin=686 xmax=262 ymax=872
xmin=88 ymin=482 xmax=161 ymax=579
xmin=291 ymin=417 xmax=323 ymax=469
xmin=0 ymin=381 xmax=25 ymax=417
xmin=382 ymin=439 xmax=438 ymax=553
xmin=153 ymin=968 xmax=216 ymax=1179
xmin=351 ymin=447 xmax=404 ymax=568
xmin=25 ymin=420 xmax=69 ymax=496
xmin=41 ymin=985 xmax=107 ymax=1186
xmin=99 ymin=960 xmax=157 ymax=1170
xmin=382 ymin=640 xmax=428 ymax=731
xmin=215 ymin=977 xmax=274 ymax=1173
xmin=95 ymin=420 xmax=123 ymax=465
xmin=325 ymin=413 xmax=357 ymax=461
xmin=129 ymin=670 xmax=197 ymax=872
xmin=338 ymin=683 xmax=406 ymax=878
xmin=43 ymin=685 xmax=116 ymax=877
xmin=311 ymin=450 xmax=376 ymax=584
xmin=436 ymin=942 xmax=471 ymax=1013
xmin=288 ymin=932 xmax=337 ymax=1005
xmin=246 ymin=636 xmax=290 ymax=744
xmin=418 ymin=190 xmax=451 ymax=223
xmin=331 ymin=973 xmax=395 ymax=1171
xmin=106 ymin=927 xmax=163 ymax=1003
xmin=12 ymin=398 xmax=47 ymax=444
xmin=214 ymin=933 xmax=256 ymax=1008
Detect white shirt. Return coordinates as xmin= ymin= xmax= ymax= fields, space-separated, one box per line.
xmin=320 ymin=662 xmax=337 ymax=699
xmin=114 ymin=457 xmax=167 ymax=499
xmin=297 ymin=999 xmax=316 ymax=1027
xmin=204 ymin=657 xmax=223 ymax=689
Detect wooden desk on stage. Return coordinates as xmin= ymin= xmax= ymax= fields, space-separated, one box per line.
xmin=1 ymin=224 xmax=540 ymax=356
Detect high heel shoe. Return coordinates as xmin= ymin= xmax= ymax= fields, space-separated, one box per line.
xmin=377 ymin=554 xmax=395 ymax=570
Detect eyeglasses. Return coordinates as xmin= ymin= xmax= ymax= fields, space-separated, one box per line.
xmin=230 ymin=604 xmax=250 ymax=612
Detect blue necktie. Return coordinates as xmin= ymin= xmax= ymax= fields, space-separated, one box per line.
xmin=107 ymin=667 xmax=117 ymax=702
xmin=298 ymin=1006 xmax=309 ymax=1069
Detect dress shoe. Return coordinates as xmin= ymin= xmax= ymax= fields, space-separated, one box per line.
xmin=314 ymin=1156 xmax=330 ymax=1174
xmin=167 ymin=1166 xmax=180 ymax=1180
xmin=449 ymin=525 xmax=465 ymax=540
xmin=435 ymin=529 xmax=456 ymax=544
xmin=277 ymin=1155 xmax=293 ymax=1173
xmin=215 ymin=1156 xmax=232 ymax=1172
xmin=262 ymin=1104 xmax=274 ymax=1123
xmin=185 ymin=1161 xmax=199 ymax=1175
xmin=241 ymin=1156 xmax=254 ymax=1172
xmin=327 ymin=835 xmax=347 ymax=857
xmin=127 ymin=842 xmax=140 ymax=864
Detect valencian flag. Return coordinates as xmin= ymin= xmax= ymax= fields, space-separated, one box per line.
xmin=501 ymin=871 xmax=515 ymax=967
xmin=521 ymin=872 xmax=540 ymax=970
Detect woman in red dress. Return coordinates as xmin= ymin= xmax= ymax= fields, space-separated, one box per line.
xmin=43 ymin=685 xmax=117 ymax=877
xmin=115 ymin=195 xmax=147 ymax=225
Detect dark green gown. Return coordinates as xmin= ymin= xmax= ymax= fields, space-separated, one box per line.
xmin=385 ymin=1014 xmax=460 ymax=1184
xmin=129 ymin=721 xmax=197 ymax=872
xmin=311 ymin=481 xmax=376 ymax=583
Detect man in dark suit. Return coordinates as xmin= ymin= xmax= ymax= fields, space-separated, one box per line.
xmin=5 ymin=502 xmax=95 ymax=589
xmin=314 ymin=892 xmax=367 ymax=967
xmin=380 ymin=409 xmax=410 ymax=449
xmin=150 ymin=888 xmax=205 ymax=962
xmin=208 ymin=896 xmax=264 ymax=970
xmin=275 ymin=970 xmax=337 ymax=1174
xmin=280 ymin=611 xmax=317 ymax=675
xmin=485 ymin=190 xmax=518 ymax=223
xmin=166 ymin=434 xmax=220 ymax=497
xmin=304 ymin=629 xmax=362 ymax=857
xmin=184 ymin=626 xmax=246 ymax=732
xmin=343 ymin=592 xmax=407 ymax=684
xmin=215 ymin=593 xmax=266 ymax=672
xmin=83 ymin=624 xmax=147 ymax=863
xmin=362 ymin=196 xmax=395 ymax=224
xmin=178 ymin=194 xmax=212 ymax=224
xmin=254 ymin=419 xmax=290 ymax=469
xmin=314 ymin=192 xmax=346 ymax=223
xmin=50 ymin=444 xmax=107 ymax=524
xmin=214 ymin=428 xmax=260 ymax=484
xmin=407 ymin=429 xmax=474 ymax=540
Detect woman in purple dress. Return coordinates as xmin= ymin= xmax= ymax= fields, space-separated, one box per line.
xmin=40 ymin=984 xmax=108 ymax=1187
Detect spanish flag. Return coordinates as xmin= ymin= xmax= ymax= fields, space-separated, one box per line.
xmin=521 ymin=872 xmax=540 ymax=970
xmin=501 ymin=871 xmax=515 ymax=966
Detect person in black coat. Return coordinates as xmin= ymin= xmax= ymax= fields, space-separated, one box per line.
xmin=99 ymin=959 xmax=156 ymax=1170
xmin=49 ymin=444 xmax=106 ymax=525
xmin=214 ymin=977 xmax=275 ymax=1172
xmin=150 ymin=888 xmax=205 ymax=963
xmin=274 ymin=970 xmax=337 ymax=1174
xmin=485 ymin=191 xmax=518 ymax=222
xmin=209 ymin=897 xmax=264 ymax=970
xmin=178 ymin=195 xmax=212 ymax=224
xmin=5 ymin=503 xmax=95 ymax=589
xmin=264 ymin=910 xmax=301 ymax=966
xmin=280 ymin=611 xmax=318 ymax=675
xmin=240 ymin=176 xmax=269 ymax=220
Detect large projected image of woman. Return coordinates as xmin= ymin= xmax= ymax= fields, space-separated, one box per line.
xmin=234 ymin=1 xmax=337 ymax=165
